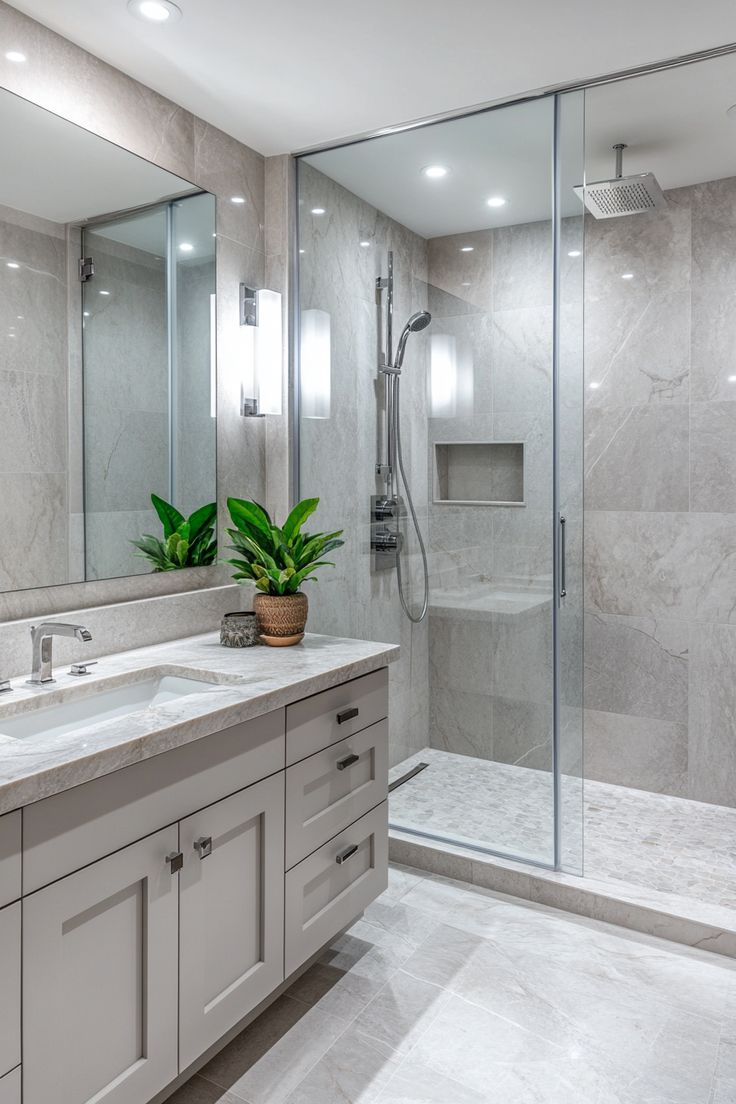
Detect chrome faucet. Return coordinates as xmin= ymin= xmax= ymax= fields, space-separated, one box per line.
xmin=28 ymin=622 xmax=92 ymax=685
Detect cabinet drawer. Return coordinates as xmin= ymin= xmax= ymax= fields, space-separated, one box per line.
xmin=285 ymin=719 xmax=388 ymax=868
xmin=0 ymin=904 xmax=20 ymax=1079
xmin=285 ymin=801 xmax=388 ymax=976
xmin=0 ymin=1067 xmax=20 ymax=1104
xmin=23 ymin=707 xmax=285 ymax=893
xmin=286 ymin=668 xmax=388 ymax=765
xmin=0 ymin=812 xmax=21 ymax=908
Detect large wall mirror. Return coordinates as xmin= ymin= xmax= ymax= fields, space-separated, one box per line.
xmin=0 ymin=89 xmax=217 ymax=592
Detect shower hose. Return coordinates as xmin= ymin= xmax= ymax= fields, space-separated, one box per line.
xmin=391 ymin=374 xmax=429 ymax=623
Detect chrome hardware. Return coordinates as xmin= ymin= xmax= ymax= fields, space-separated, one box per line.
xmin=335 ymin=843 xmax=359 ymax=865
xmin=0 ymin=680 xmax=11 ymax=693
xmin=193 ymin=836 xmax=213 ymax=859
xmin=28 ymin=622 xmax=92 ymax=685
xmin=70 ymin=660 xmax=98 ymax=676
xmin=166 ymin=851 xmax=184 ymax=874
xmin=239 ymin=283 xmax=258 ymax=327
xmin=559 ymin=515 xmax=567 ymax=599
xmin=240 ymin=392 xmax=263 ymax=417
xmin=78 ymin=256 xmax=95 ymax=282
xmin=337 ymin=706 xmax=359 ymax=725
xmin=370 ymin=495 xmax=402 ymax=570
xmin=336 ymin=752 xmax=360 ymax=771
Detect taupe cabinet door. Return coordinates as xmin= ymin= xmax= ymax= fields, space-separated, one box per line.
xmin=179 ymin=773 xmax=285 ymax=1069
xmin=23 ymin=826 xmax=179 ymax=1104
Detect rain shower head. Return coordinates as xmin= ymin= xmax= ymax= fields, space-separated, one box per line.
xmin=575 ymin=143 xmax=667 ymax=220
xmin=394 ymin=310 xmax=432 ymax=371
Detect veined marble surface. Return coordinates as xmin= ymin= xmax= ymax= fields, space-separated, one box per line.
xmin=0 ymin=632 xmax=399 ymax=814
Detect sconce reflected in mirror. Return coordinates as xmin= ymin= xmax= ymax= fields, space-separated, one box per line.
xmin=300 ymin=308 xmax=331 ymax=419
xmin=430 ymin=332 xmax=474 ymax=418
xmin=240 ymin=284 xmax=283 ymax=416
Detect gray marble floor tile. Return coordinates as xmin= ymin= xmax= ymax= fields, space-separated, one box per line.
xmin=284 ymin=1025 xmax=400 ymax=1104
xmin=351 ymin=971 xmax=450 ymax=1056
xmin=199 ymin=995 xmax=345 ymax=1104
xmin=374 ymin=1060 xmax=489 ymax=1103
xmin=167 ymin=1075 xmax=246 ymax=1104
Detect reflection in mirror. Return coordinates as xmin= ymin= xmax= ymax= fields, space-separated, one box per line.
xmin=0 ymin=89 xmax=216 ymax=592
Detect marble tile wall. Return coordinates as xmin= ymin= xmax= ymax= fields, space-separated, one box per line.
xmin=584 ymin=177 xmax=736 ymax=808
xmin=297 ymin=161 xmax=430 ymax=767
xmin=426 ymin=221 xmax=555 ymax=772
xmin=0 ymin=0 xmax=283 ymax=653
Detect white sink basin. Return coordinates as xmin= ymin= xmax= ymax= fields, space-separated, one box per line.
xmin=0 ymin=675 xmax=222 ymax=741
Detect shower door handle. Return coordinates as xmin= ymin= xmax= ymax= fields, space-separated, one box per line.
xmin=559 ymin=514 xmax=567 ymax=599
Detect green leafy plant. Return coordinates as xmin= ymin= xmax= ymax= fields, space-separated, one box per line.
xmin=226 ymin=497 xmax=344 ymax=595
xmin=131 ymin=494 xmax=218 ymax=572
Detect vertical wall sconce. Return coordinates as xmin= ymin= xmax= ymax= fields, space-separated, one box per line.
xmin=239 ymin=283 xmax=283 ymax=416
xmin=300 ymin=308 xmax=331 ymax=419
xmin=430 ymin=334 xmax=457 ymax=418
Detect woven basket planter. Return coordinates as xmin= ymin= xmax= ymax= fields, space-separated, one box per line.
xmin=254 ymin=592 xmax=308 ymax=647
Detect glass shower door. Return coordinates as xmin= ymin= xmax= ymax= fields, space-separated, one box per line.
xmin=296 ymin=90 xmax=584 ymax=871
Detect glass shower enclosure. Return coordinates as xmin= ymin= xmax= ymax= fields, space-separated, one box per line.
xmin=295 ymin=91 xmax=584 ymax=872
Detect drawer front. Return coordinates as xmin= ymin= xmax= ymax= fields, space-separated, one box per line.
xmin=285 ymin=719 xmax=388 ymax=869
xmin=24 ymin=708 xmax=285 ymax=894
xmin=0 ymin=1067 xmax=20 ymax=1104
xmin=0 ymin=812 xmax=21 ymax=908
xmin=0 ymin=903 xmax=20 ymax=1079
xmin=286 ymin=668 xmax=388 ymax=766
xmin=285 ymin=801 xmax=388 ymax=977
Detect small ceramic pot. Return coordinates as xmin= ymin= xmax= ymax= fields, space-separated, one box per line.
xmin=253 ymin=592 xmax=308 ymax=647
xmin=220 ymin=610 xmax=260 ymax=648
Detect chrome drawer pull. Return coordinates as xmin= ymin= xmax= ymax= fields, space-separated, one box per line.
xmin=337 ymin=706 xmax=359 ymax=725
xmin=194 ymin=836 xmax=213 ymax=859
xmin=336 ymin=752 xmax=360 ymax=771
xmin=335 ymin=843 xmax=359 ymax=865
xmin=166 ymin=851 xmax=183 ymax=874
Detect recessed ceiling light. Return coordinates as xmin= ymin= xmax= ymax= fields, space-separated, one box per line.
xmin=568 ymin=250 xmax=581 ymax=258
xmin=127 ymin=0 xmax=182 ymax=22
xmin=230 ymin=196 xmax=246 ymax=205
xmin=16 ymin=315 xmax=23 ymax=320
xmin=99 ymin=289 xmax=110 ymax=296
xmin=460 ymin=246 xmax=474 ymax=253
xmin=6 ymin=262 xmax=19 ymax=269
xmin=311 ymin=207 xmax=326 ymax=215
xmin=621 ymin=272 xmax=634 ymax=280
xmin=359 ymin=240 xmax=371 ymax=247
xmin=486 ymin=196 xmax=507 ymax=208
xmin=589 ymin=381 xmax=601 ymax=390
xmin=299 ymin=249 xmax=305 ymax=254
xmin=4 ymin=51 xmax=26 ymax=63
xmin=179 ymin=242 xmax=194 ymax=252
xmin=422 ymin=165 xmax=449 ymax=179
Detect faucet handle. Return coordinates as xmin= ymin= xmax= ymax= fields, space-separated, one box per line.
xmin=70 ymin=661 xmax=97 ymax=676
xmin=0 ymin=680 xmax=12 ymax=693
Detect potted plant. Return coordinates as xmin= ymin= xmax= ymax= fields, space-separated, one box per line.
xmin=131 ymin=495 xmax=217 ymax=571
xmin=226 ymin=497 xmax=344 ymax=646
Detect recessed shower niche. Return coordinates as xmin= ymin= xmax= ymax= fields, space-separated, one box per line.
xmin=433 ymin=442 xmax=525 ymax=506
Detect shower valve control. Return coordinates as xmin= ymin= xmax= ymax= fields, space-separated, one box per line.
xmin=371 ymin=495 xmax=402 ymax=569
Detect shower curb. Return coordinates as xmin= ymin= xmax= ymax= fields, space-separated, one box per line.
xmin=389 ymin=830 xmax=736 ymax=959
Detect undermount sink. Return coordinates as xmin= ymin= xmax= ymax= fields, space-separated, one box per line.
xmin=0 ymin=674 xmax=222 ymax=741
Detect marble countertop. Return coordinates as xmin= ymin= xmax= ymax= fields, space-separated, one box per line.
xmin=0 ymin=632 xmax=399 ymax=814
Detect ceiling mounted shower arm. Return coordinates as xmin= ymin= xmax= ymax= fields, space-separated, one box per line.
xmin=613 ymin=142 xmax=627 ymax=179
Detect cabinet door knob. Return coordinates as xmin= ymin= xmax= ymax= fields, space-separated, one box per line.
xmin=336 ymin=752 xmax=360 ymax=771
xmin=194 ymin=836 xmax=213 ymax=859
xmin=166 ymin=851 xmax=184 ymax=874
xmin=336 ymin=706 xmax=359 ymax=725
xmin=335 ymin=843 xmax=359 ymax=865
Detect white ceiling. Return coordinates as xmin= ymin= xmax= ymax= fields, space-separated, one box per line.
xmin=305 ymin=52 xmax=736 ymax=237
xmin=0 ymin=88 xmax=193 ymax=222
xmin=6 ymin=0 xmax=736 ymax=157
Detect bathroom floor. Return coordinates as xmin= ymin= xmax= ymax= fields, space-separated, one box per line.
xmin=389 ymin=748 xmax=736 ymax=913
xmin=170 ymin=864 xmax=735 ymax=1104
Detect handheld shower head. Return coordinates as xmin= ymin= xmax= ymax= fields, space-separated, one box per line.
xmin=394 ymin=311 xmax=432 ymax=371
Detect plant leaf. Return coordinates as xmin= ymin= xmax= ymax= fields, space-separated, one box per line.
xmin=151 ymin=494 xmax=185 ymax=539
xmin=282 ymin=498 xmax=319 ymax=542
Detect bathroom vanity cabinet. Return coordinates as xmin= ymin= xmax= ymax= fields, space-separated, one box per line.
xmin=2 ymin=666 xmax=389 ymax=1104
